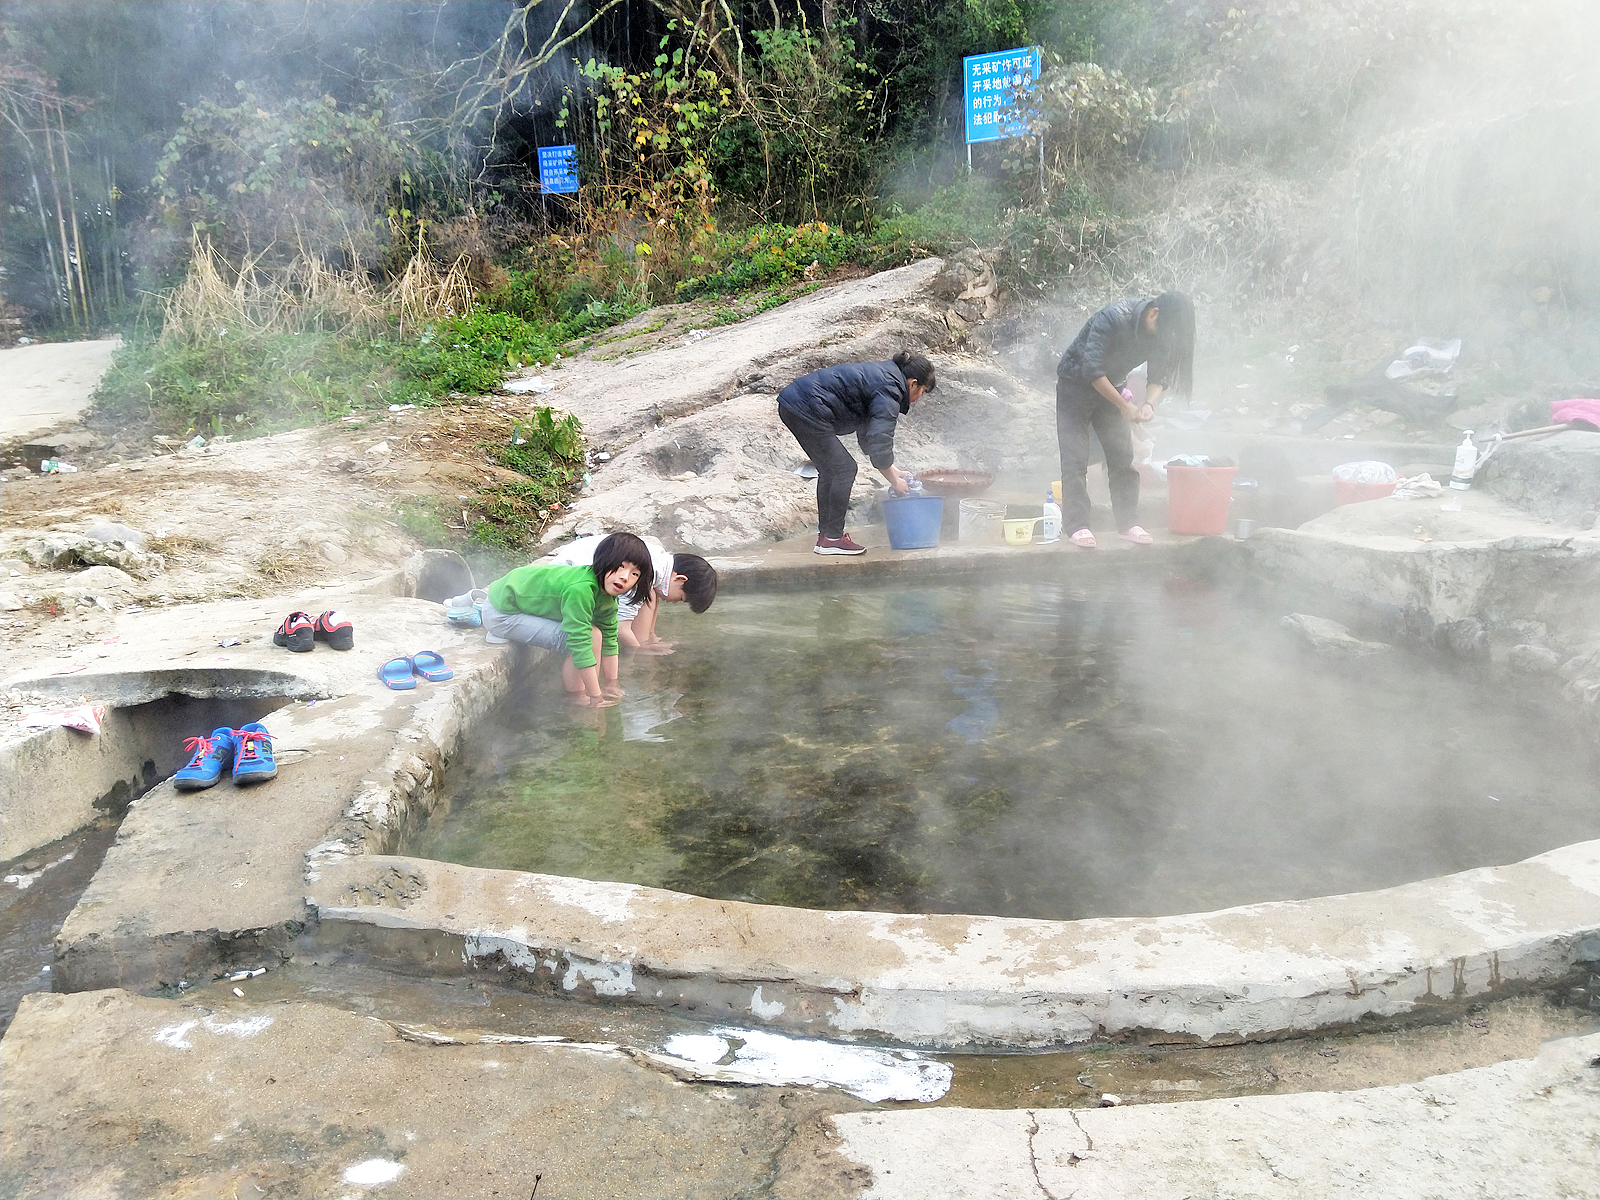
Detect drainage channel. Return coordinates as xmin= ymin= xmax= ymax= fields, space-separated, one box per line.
xmin=173 ymin=957 xmax=1599 ymax=1110
xmin=0 ymin=817 xmax=121 ymax=1035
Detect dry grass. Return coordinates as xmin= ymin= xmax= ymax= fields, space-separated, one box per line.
xmin=159 ymin=236 xmax=476 ymax=346
xmin=252 ymin=548 xmax=304 ymax=582
xmin=146 ymin=533 xmax=220 ymax=564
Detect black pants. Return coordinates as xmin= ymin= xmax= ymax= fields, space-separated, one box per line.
xmin=1056 ymin=380 xmax=1140 ymax=533
xmin=779 ymin=404 xmax=857 ymax=538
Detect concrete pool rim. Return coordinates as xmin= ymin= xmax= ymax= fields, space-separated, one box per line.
xmin=19 ymin=534 xmax=1600 ymax=1050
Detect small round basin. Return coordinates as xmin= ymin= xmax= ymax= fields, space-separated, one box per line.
xmin=916 ymin=469 xmax=995 ymax=499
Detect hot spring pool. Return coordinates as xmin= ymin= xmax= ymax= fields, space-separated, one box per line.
xmin=406 ymin=573 xmax=1600 ymax=920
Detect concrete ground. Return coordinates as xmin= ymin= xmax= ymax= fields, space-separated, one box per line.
xmin=0 ymin=337 xmax=121 ymax=446
xmin=2 ymin=986 xmax=1593 ymax=1199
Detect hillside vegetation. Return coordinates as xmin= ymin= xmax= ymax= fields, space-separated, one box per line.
xmin=3 ymin=0 xmax=1595 ymax=548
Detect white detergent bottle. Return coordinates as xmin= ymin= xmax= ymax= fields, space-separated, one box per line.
xmin=1449 ymin=431 xmax=1477 ymax=491
xmin=1040 ymin=490 xmax=1062 ymax=543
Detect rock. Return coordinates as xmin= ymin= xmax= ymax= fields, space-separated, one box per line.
xmin=403 ymin=549 xmax=474 ymax=603
xmin=66 ymin=565 xmax=136 ymax=592
xmin=1559 ymin=649 xmax=1600 ymax=682
xmin=22 ymin=534 xmax=85 ymax=570
xmin=1507 ymin=645 xmax=1562 ymax=674
xmin=365 ymin=441 xmax=391 ymax=456
xmin=21 ymin=533 xmax=163 ymax=577
xmin=1281 ymin=613 xmax=1393 ymax=657
xmin=1436 ymin=617 xmax=1489 ymax=659
xmin=0 ymin=592 xmax=24 ymax=611
xmin=82 ymin=521 xmax=147 ymax=547
xmin=317 ymin=541 xmax=348 ymax=564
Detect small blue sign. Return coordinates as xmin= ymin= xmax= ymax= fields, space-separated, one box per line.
xmin=537 ymin=144 xmax=579 ymax=194
xmin=962 ymin=47 xmax=1042 ymax=145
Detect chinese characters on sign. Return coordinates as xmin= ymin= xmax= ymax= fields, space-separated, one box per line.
xmin=537 ymin=144 xmax=579 ymax=194
xmin=962 ymin=47 xmax=1042 ymax=145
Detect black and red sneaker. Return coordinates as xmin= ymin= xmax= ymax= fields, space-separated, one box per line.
xmin=814 ymin=533 xmax=867 ymax=556
xmin=312 ymin=610 xmax=354 ymax=650
xmin=272 ymin=611 xmax=315 ymax=652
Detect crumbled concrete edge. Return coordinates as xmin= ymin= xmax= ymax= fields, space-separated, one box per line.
xmin=305 ymin=648 xmax=521 ymax=873
xmin=1247 ymin=528 xmax=1600 ymax=736
xmin=303 ymin=840 xmax=1600 ymax=1050
xmin=47 ymin=644 xmax=519 ymax=996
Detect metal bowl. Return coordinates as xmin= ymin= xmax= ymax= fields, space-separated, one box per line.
xmin=914 ymin=468 xmax=995 ymax=499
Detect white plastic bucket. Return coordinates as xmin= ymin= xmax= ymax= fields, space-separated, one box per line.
xmin=958 ymin=497 xmax=1007 ymax=543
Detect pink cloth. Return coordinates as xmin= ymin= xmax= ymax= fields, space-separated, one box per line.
xmin=1551 ymin=399 xmax=1600 ymax=430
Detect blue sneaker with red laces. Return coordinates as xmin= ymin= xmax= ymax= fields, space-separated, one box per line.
xmin=230 ymin=723 xmax=277 ymax=784
xmin=173 ymin=727 xmax=238 ymax=791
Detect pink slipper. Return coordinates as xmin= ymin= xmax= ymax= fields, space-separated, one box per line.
xmin=1119 ymin=526 xmax=1154 ymax=545
xmin=1069 ymin=528 xmax=1097 ymax=548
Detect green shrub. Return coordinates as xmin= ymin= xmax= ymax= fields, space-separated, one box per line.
xmin=400 ymin=308 xmax=562 ymax=394
xmin=676 ymin=222 xmax=864 ymax=299
xmin=473 ymin=407 xmax=587 ymax=550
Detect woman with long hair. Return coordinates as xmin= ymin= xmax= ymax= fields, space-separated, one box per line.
xmin=1054 ymin=291 xmax=1195 ymax=547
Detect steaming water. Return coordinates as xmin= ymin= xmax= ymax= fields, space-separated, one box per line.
xmin=409 ymin=575 xmax=1600 ymax=919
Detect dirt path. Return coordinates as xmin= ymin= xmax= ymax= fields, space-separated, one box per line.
xmin=0 ymin=337 xmax=122 ymax=447
xmin=0 ymin=260 xmax=990 ymax=691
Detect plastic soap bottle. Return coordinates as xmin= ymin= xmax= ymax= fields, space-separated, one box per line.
xmin=1040 ymin=490 xmax=1062 ymax=543
xmin=1449 ymin=431 xmax=1477 ymax=491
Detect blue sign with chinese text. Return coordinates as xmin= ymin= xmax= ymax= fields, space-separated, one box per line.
xmin=538 ymin=144 xmax=579 ymax=194
xmin=963 ymin=47 xmax=1041 ymax=144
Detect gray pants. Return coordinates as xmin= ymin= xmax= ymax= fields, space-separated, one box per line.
xmin=482 ymin=599 xmax=568 ymax=651
xmin=1056 ymin=381 xmax=1140 ymax=533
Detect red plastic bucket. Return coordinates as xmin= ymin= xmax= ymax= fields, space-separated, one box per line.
xmin=1334 ymin=478 xmax=1397 ymax=506
xmin=1166 ymin=466 xmax=1237 ymax=535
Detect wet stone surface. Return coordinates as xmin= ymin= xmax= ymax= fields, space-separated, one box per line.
xmin=0 ymin=817 xmax=119 ymax=1034
xmin=408 ymin=573 xmax=1600 ymax=919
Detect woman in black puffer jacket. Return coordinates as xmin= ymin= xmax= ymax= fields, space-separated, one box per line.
xmin=776 ymin=352 xmax=936 ymax=556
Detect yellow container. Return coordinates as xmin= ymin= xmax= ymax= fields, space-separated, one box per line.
xmin=1050 ymin=480 xmax=1062 ymax=506
xmin=1003 ymin=518 xmax=1040 ymax=545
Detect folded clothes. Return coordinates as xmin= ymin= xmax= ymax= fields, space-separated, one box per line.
xmin=1392 ymin=473 xmax=1444 ymax=500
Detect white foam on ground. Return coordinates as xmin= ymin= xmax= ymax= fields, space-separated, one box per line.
xmin=342 ymin=1158 xmax=405 ymax=1186
xmin=660 ymin=1027 xmax=952 ymax=1102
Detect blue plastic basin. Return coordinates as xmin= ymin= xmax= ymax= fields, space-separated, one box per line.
xmin=882 ymin=494 xmax=944 ymax=549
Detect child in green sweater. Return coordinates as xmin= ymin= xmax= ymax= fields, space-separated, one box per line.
xmin=482 ymin=531 xmax=653 ymax=708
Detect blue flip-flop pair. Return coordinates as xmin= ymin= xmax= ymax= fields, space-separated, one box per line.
xmin=377 ymin=650 xmax=454 ymax=691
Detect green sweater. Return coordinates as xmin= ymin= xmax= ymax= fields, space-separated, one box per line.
xmin=486 ymin=563 xmax=618 ymax=667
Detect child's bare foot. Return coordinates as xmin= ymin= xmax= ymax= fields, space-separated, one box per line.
xmin=570 ymin=692 xmax=617 ymax=708
xmin=634 ymin=641 xmax=675 ymax=656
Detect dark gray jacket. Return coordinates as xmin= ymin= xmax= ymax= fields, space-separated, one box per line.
xmin=776 ymin=361 xmax=909 ymax=468
xmin=1057 ymin=298 xmax=1172 ymax=393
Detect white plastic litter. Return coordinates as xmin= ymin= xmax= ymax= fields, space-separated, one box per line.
xmin=1332 ymin=460 xmax=1397 ymax=484
xmin=655 ymin=1027 xmax=952 ymax=1102
xmin=19 ymin=704 xmax=106 ymax=733
xmin=503 ymin=375 xmax=555 ymax=394
xmin=1384 ymin=337 xmax=1461 ymax=380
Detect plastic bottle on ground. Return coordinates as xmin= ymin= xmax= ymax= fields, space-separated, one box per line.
xmin=1449 ymin=431 xmax=1477 ymax=491
xmin=1040 ymin=491 xmax=1062 ymax=543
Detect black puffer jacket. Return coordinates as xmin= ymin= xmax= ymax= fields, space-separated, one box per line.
xmin=776 ymin=361 xmax=910 ymax=468
xmin=1056 ymin=298 xmax=1172 ymax=392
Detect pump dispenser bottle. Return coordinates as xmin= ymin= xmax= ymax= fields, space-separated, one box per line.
xmin=1040 ymin=490 xmax=1062 ymax=543
xmin=1449 ymin=431 xmax=1478 ymax=491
